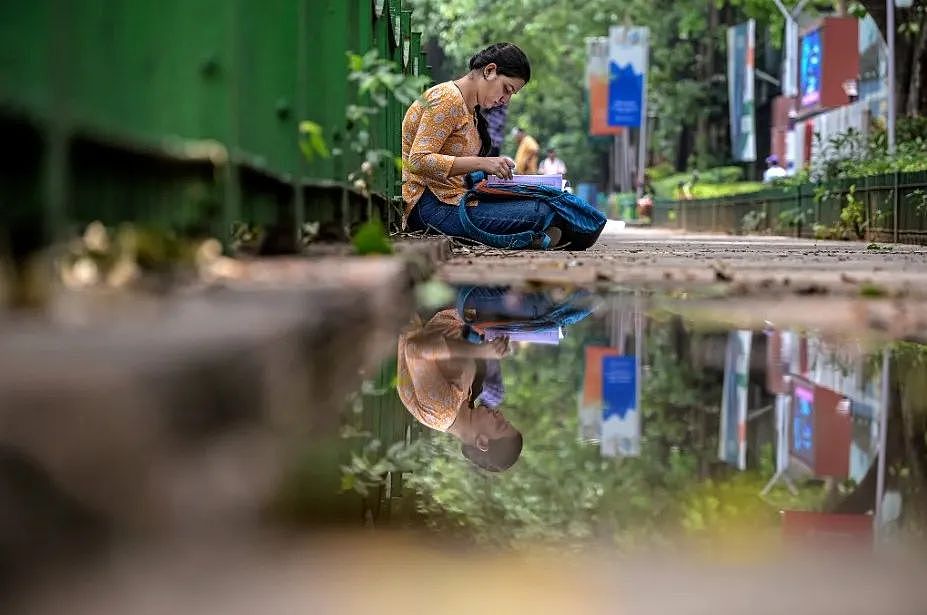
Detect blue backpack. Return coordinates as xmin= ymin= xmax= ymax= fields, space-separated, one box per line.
xmin=459 ymin=171 xmax=607 ymax=250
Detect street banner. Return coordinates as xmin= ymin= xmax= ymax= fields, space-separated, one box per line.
xmin=586 ymin=37 xmax=623 ymax=136
xmin=601 ymin=355 xmax=640 ymax=457
xmin=727 ymin=20 xmax=756 ymax=161
xmin=607 ymin=26 xmax=649 ymax=127
xmin=719 ymin=330 xmax=752 ymax=469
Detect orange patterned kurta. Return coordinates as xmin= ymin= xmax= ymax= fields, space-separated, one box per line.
xmin=401 ymin=81 xmax=482 ymax=225
xmin=397 ymin=309 xmax=476 ymax=432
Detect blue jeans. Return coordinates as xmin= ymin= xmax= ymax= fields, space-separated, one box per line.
xmin=408 ymin=188 xmax=556 ymax=246
xmin=457 ymin=286 xmax=560 ymax=321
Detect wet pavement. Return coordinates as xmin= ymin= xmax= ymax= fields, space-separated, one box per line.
xmin=5 ymin=228 xmax=927 ymax=613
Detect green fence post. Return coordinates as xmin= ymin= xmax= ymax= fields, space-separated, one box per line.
xmin=893 ymin=170 xmax=900 ymax=243
xmin=44 ymin=0 xmax=71 ymax=245
xmin=223 ymin=0 xmax=244 ymax=250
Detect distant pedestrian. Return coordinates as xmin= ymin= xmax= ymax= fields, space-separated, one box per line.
xmin=481 ymin=104 xmax=508 ymax=156
xmin=538 ymin=147 xmax=567 ymax=175
xmin=512 ymin=127 xmax=539 ymax=175
xmin=763 ymin=155 xmax=787 ymax=183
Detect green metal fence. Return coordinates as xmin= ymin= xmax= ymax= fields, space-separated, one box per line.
xmin=652 ymin=171 xmax=927 ymax=245
xmin=0 ymin=0 xmax=426 ymax=249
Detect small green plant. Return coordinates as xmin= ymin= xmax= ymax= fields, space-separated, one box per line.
xmin=837 ymin=184 xmax=867 ymax=239
xmin=300 ymin=50 xmax=429 ymax=196
xmin=297 ymin=120 xmax=330 ymax=161
xmin=352 ymin=218 xmax=393 ymax=255
xmin=859 ymin=282 xmax=888 ymax=298
xmin=812 ymin=223 xmax=836 ymax=240
xmin=777 ymin=206 xmax=813 ymax=235
xmin=740 ymin=209 xmax=766 ymax=234
xmin=340 ymin=438 xmax=422 ymax=496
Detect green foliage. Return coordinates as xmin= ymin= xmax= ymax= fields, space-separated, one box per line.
xmin=352 ymin=219 xmax=393 ymax=255
xmin=653 ymin=166 xmax=761 ymax=200
xmin=777 ymin=206 xmax=813 ymax=234
xmin=813 ymin=118 xmax=927 ymax=181
xmin=341 ymin=438 xmax=423 ymax=496
xmin=740 ymin=209 xmax=767 ymax=234
xmin=700 ymin=166 xmax=745 ymax=184
xmin=301 ymin=50 xmax=429 ymax=195
xmin=859 ymin=282 xmax=888 ymax=298
xmin=298 ymin=120 xmax=330 ymax=161
xmin=691 ymin=182 xmax=765 ymax=199
xmin=647 ymin=161 xmax=676 ymax=181
xmin=837 ymin=184 xmax=867 ymax=239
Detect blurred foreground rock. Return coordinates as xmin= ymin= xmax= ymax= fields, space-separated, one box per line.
xmin=0 ymin=243 xmax=445 ymax=589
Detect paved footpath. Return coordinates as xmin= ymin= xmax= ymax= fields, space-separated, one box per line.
xmin=440 ymin=222 xmax=927 ymax=340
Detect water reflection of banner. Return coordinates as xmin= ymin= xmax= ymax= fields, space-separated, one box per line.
xmin=727 ymin=20 xmax=756 ymax=162
xmin=601 ymin=355 xmax=639 ymax=458
xmin=586 ymin=37 xmax=622 ymax=136
xmin=719 ymin=330 xmax=752 ymax=470
xmin=607 ymin=26 xmax=649 ymax=127
xmin=578 ymin=346 xmax=619 ymax=441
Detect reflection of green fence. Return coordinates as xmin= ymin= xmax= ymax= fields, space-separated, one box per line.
xmin=275 ymin=355 xmax=423 ymax=527
xmin=652 ymin=171 xmax=927 ymax=245
xmin=0 ymin=0 xmax=427 ymax=245
xmin=354 ymin=356 xmax=424 ymax=525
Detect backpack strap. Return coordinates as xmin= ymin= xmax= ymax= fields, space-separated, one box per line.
xmin=457 ymin=190 xmax=550 ymax=250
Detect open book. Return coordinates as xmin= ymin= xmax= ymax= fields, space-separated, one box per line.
xmin=484 ymin=326 xmax=564 ymax=345
xmin=486 ymin=173 xmax=565 ymax=190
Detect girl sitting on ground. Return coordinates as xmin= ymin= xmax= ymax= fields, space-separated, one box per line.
xmin=401 ymin=42 xmax=562 ymax=249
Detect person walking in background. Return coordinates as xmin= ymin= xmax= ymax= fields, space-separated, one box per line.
xmin=537 ymin=147 xmax=566 ymax=175
xmin=512 ymin=127 xmax=539 ymax=175
xmin=482 ymin=104 xmax=508 ymax=157
xmin=763 ymin=155 xmax=787 ymax=183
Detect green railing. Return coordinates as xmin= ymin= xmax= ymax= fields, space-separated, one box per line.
xmin=652 ymin=171 xmax=927 ymax=245
xmin=0 ymin=0 xmax=427 ymax=247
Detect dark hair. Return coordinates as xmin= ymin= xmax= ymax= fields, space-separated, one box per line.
xmin=461 ymin=433 xmax=523 ymax=472
xmin=468 ymin=42 xmax=531 ymax=82
xmin=469 ymin=43 xmax=531 ymax=157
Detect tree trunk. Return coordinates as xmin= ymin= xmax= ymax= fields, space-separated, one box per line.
xmin=861 ymin=1 xmax=918 ymax=117
xmin=695 ymin=1 xmax=719 ymax=168
xmin=905 ymin=10 xmax=927 ymax=116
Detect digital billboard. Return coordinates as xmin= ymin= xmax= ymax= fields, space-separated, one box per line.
xmin=799 ymin=29 xmax=823 ymax=108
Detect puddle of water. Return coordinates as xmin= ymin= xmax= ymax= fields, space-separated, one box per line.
xmin=271 ymin=283 xmax=927 ymax=610
xmin=10 ymin=282 xmax=927 ymax=613
xmin=325 ymin=284 xmax=925 ymax=545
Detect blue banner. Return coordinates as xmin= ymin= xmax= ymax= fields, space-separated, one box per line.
xmin=607 ymin=27 xmax=649 ymax=128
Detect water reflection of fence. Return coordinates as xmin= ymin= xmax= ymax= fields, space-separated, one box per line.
xmin=652 ymin=171 xmax=927 ymax=245
xmin=356 ymin=357 xmax=422 ymax=525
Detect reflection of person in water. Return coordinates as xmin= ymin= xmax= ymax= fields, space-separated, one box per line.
xmin=397 ymin=308 xmax=523 ymax=472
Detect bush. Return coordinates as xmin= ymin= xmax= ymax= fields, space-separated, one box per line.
xmin=700 ymin=166 xmax=744 ymax=184
xmin=647 ymin=161 xmax=676 ymax=181
xmin=740 ymin=209 xmax=767 ymax=234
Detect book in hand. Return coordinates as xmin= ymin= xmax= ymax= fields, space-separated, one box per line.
xmin=486 ymin=173 xmax=564 ymax=190
xmin=484 ymin=326 xmax=563 ymax=345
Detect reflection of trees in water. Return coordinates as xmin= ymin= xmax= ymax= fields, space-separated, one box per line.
xmin=892 ymin=343 xmax=927 ymax=534
xmin=404 ymin=316 xmax=803 ymax=550
xmin=835 ymin=343 xmax=927 ymax=534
